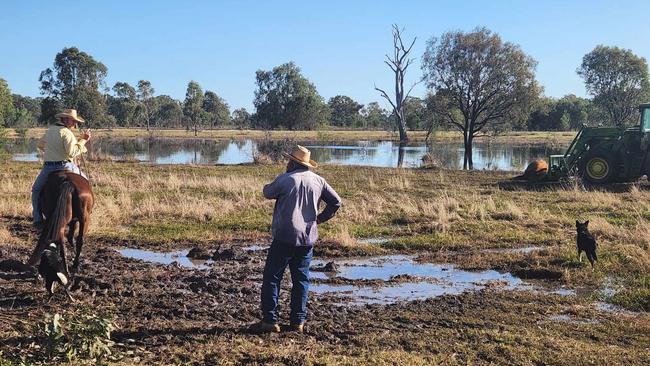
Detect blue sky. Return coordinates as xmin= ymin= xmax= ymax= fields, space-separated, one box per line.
xmin=1 ymin=0 xmax=648 ymax=111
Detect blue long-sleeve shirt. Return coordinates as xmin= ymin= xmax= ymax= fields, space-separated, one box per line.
xmin=263 ymin=167 xmax=342 ymax=246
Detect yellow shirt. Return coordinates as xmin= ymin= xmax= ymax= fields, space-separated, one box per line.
xmin=37 ymin=124 xmax=87 ymax=162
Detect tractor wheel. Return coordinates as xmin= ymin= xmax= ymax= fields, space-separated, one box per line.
xmin=580 ymin=151 xmax=618 ymax=184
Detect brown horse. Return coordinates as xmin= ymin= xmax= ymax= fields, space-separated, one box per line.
xmin=28 ymin=170 xmax=94 ymax=274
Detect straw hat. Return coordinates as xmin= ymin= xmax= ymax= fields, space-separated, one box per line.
xmin=284 ymin=145 xmax=318 ymax=169
xmin=55 ymin=109 xmax=85 ymax=123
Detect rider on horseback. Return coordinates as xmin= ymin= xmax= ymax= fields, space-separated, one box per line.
xmin=31 ymin=109 xmax=92 ymax=232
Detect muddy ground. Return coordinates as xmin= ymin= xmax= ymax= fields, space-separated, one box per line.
xmin=1 ymin=216 xmax=649 ymax=365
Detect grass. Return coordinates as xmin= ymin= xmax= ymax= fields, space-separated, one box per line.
xmin=1 ymin=160 xmax=650 ymax=364
xmin=3 ymin=127 xmax=577 ymax=144
xmin=2 ymin=161 xmax=649 ymax=304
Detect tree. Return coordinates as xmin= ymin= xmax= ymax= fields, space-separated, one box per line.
xmin=578 ymin=45 xmax=650 ymax=126
xmin=231 ymin=108 xmax=252 ymax=129
xmin=253 ymin=62 xmax=329 ymax=130
xmin=11 ymin=94 xmax=41 ymax=127
xmin=202 ymin=91 xmax=230 ymax=129
xmin=527 ymin=95 xmax=592 ymax=131
xmin=403 ymin=97 xmax=433 ymax=130
xmin=361 ymin=102 xmax=391 ymax=129
xmin=108 ymin=82 xmax=138 ymax=127
xmin=183 ymin=81 xmax=204 ymax=134
xmin=137 ymin=80 xmax=156 ymax=131
xmin=422 ymin=27 xmax=539 ymax=169
xmin=154 ymin=95 xmax=182 ymax=128
xmin=39 ymin=47 xmax=108 ymax=125
xmin=328 ymin=95 xmax=363 ymax=127
xmin=375 ymin=25 xmax=419 ymax=142
xmin=0 ymin=79 xmax=15 ymax=127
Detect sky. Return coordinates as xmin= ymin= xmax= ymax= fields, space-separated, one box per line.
xmin=1 ymin=0 xmax=649 ymax=111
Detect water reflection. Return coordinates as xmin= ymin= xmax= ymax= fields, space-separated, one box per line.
xmin=7 ymin=137 xmax=564 ymax=171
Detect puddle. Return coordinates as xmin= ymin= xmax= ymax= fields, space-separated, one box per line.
xmin=481 ymin=246 xmax=543 ymax=254
xmin=117 ymin=248 xmax=211 ymax=269
xmin=357 ymin=238 xmax=389 ymax=245
xmin=243 ymin=245 xmax=267 ymax=252
xmin=547 ymin=314 xmax=600 ymax=324
xmin=309 ymin=255 xmax=534 ymax=305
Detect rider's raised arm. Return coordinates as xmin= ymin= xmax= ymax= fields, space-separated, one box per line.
xmin=61 ymin=128 xmax=87 ymax=160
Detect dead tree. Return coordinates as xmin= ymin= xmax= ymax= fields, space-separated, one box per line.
xmin=375 ymin=25 xmax=419 ymax=142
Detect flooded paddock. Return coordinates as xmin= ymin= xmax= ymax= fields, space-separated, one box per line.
xmin=8 ymin=137 xmax=564 ymax=170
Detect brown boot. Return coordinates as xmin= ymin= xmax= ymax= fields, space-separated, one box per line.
xmin=248 ymin=321 xmax=280 ymax=334
xmin=288 ymin=323 xmax=304 ymax=333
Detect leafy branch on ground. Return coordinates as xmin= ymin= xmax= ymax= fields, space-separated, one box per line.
xmin=20 ymin=309 xmax=120 ymax=365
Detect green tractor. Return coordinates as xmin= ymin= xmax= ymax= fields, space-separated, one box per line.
xmin=542 ymin=103 xmax=650 ymax=184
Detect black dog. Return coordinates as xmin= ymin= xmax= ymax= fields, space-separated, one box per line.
xmin=38 ymin=243 xmax=74 ymax=301
xmin=576 ymin=220 xmax=597 ymax=267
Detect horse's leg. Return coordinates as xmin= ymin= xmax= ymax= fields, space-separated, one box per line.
xmin=58 ymin=234 xmax=69 ymax=275
xmin=73 ymin=216 xmax=88 ymax=273
xmin=67 ymin=219 xmax=77 ymax=271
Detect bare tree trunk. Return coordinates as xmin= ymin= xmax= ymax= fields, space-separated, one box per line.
xmin=467 ymin=136 xmax=474 ymax=170
xmin=397 ymin=142 xmax=406 ymax=167
xmin=462 ymin=130 xmax=469 ymax=170
xmin=375 ymin=25 xmax=419 ymax=143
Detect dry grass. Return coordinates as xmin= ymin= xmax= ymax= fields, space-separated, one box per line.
xmin=2 ymin=161 xmax=650 ymax=308
xmin=5 ymin=128 xmax=577 ymax=144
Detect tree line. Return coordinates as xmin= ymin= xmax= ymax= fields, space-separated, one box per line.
xmin=1 ymin=27 xmax=648 ymax=144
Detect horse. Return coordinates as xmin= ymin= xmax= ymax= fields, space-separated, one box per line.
xmin=28 ymin=170 xmax=94 ymax=274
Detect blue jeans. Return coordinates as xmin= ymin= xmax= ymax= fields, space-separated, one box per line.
xmin=31 ymin=162 xmax=84 ymax=223
xmin=260 ymin=241 xmax=313 ymax=324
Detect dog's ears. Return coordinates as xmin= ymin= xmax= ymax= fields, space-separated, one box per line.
xmin=585 ymin=220 xmax=589 ymax=226
xmin=576 ymin=220 xmax=580 ymax=226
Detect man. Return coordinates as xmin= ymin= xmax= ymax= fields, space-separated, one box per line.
xmin=250 ymin=145 xmax=342 ymax=333
xmin=31 ymin=109 xmax=91 ymax=231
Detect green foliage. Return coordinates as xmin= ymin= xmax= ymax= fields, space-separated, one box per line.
xmin=10 ymin=94 xmax=41 ymax=127
xmin=202 ymin=90 xmax=230 ymax=128
xmin=31 ymin=311 xmax=119 ymax=364
xmin=360 ymin=102 xmax=391 ymax=129
xmin=578 ymin=45 xmax=650 ymax=126
xmin=154 ymin=95 xmax=183 ymax=127
xmin=403 ymin=97 xmax=433 ymax=130
xmin=183 ymin=81 xmax=204 ymax=130
xmin=231 ymin=107 xmax=251 ymax=129
xmin=137 ymin=80 xmax=156 ymax=130
xmin=422 ymin=27 xmax=540 ymax=169
xmin=253 ymin=62 xmax=329 ymax=130
xmin=0 ymin=79 xmax=16 ymax=127
xmin=108 ymin=82 xmax=139 ymax=127
xmin=328 ymin=95 xmax=364 ymax=127
xmin=39 ymin=47 xmax=108 ymax=126
xmin=527 ymin=94 xmax=593 ymax=131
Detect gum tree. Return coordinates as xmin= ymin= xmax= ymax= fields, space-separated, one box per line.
xmin=183 ymin=81 xmax=204 ymax=135
xmin=422 ymin=27 xmax=539 ymax=169
xmin=578 ymin=45 xmax=650 ymax=126
xmin=39 ymin=47 xmax=108 ymax=126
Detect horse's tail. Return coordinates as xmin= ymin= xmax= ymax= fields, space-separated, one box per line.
xmin=45 ymin=181 xmax=75 ymax=244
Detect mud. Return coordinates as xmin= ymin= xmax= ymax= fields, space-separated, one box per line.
xmin=1 ymin=237 xmax=649 ymax=365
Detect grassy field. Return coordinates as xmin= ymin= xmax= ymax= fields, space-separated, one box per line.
xmin=5 ymin=127 xmax=577 ymax=144
xmin=1 ymin=161 xmax=649 ymax=365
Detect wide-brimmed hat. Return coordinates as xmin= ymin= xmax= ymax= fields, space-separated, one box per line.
xmin=55 ymin=109 xmax=85 ymax=123
xmin=283 ymin=145 xmax=318 ymax=169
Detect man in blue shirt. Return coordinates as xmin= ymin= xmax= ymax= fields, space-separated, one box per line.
xmin=250 ymin=145 xmax=342 ymax=333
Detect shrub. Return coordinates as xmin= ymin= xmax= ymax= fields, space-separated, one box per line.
xmin=31 ymin=310 xmax=119 ymax=364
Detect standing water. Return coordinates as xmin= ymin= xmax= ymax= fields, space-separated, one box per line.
xmin=8 ymin=137 xmax=564 ymax=171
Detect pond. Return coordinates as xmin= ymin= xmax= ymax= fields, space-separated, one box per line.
xmin=8 ymin=137 xmax=565 ymax=171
